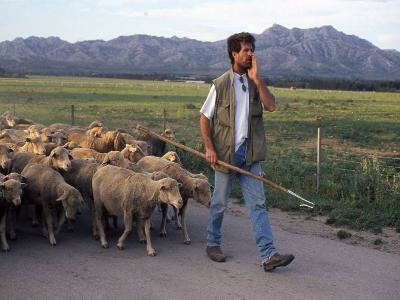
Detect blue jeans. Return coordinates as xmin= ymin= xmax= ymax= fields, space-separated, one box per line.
xmin=206 ymin=140 xmax=277 ymax=263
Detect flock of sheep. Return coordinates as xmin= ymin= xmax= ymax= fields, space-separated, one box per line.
xmin=0 ymin=111 xmax=211 ymax=256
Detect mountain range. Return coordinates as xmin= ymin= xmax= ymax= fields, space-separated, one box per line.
xmin=1 ymin=24 xmax=400 ymax=80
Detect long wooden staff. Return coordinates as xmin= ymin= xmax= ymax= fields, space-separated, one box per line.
xmin=134 ymin=124 xmax=314 ymax=209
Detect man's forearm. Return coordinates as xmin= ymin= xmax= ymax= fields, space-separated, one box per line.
xmin=254 ymin=78 xmax=275 ymax=112
xmin=200 ymin=114 xmax=215 ymax=151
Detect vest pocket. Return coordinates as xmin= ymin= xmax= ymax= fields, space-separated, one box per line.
xmin=250 ymin=99 xmax=263 ymax=117
xmin=216 ymin=102 xmax=231 ymax=127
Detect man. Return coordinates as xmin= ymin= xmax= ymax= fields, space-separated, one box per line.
xmin=199 ymin=32 xmax=294 ymax=272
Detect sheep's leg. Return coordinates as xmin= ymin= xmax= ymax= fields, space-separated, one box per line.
xmin=159 ymin=203 xmax=168 ymax=238
xmin=6 ymin=207 xmax=17 ymax=240
xmin=95 ymin=208 xmax=108 ymax=248
xmin=88 ymin=199 xmax=99 ymax=240
xmin=144 ymin=218 xmax=156 ymax=256
xmin=173 ymin=206 xmax=182 ymax=230
xmin=0 ymin=213 xmax=10 ymax=251
xmin=40 ymin=207 xmax=48 ymax=238
xmin=117 ymin=212 xmax=132 ymax=250
xmin=112 ymin=216 xmax=118 ymax=230
xmin=29 ymin=204 xmax=39 ymax=227
xmin=55 ymin=209 xmax=66 ymax=235
xmin=180 ymin=203 xmax=191 ymax=245
xmin=136 ymin=218 xmax=146 ymax=243
xmin=43 ymin=205 xmax=56 ymax=246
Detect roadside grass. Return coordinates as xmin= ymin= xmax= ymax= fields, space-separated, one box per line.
xmin=1 ymin=76 xmax=399 ymax=232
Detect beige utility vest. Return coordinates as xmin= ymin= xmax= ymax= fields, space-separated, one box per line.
xmin=211 ymin=69 xmax=266 ymax=173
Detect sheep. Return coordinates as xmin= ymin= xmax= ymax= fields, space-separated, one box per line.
xmin=0 ymin=173 xmax=26 ymax=241
xmin=60 ymin=151 xmax=136 ymax=239
xmin=161 ymin=151 xmax=181 ymax=165
xmin=92 ymin=165 xmax=183 ymax=255
xmin=70 ymin=144 xmax=145 ymax=164
xmin=137 ymin=128 xmax=176 ymax=156
xmin=119 ymin=133 xmax=150 ymax=155
xmin=0 ymin=112 xmax=33 ymax=129
xmin=0 ymin=178 xmax=25 ymax=251
xmin=66 ymin=130 xmax=125 ymax=153
xmin=18 ymin=137 xmax=46 ymax=155
xmin=21 ymin=163 xmax=83 ymax=246
xmin=0 ymin=144 xmax=14 ymax=173
xmin=136 ymin=155 xmax=211 ymax=244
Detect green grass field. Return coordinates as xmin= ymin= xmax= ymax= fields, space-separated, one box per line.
xmin=1 ymin=75 xmax=399 ymax=232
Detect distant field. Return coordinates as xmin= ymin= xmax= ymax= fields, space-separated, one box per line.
xmin=1 ymin=76 xmax=399 ymax=231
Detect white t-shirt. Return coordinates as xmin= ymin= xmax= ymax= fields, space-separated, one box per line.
xmin=200 ymin=73 xmax=249 ymax=151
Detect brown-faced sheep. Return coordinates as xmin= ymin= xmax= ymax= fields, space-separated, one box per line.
xmin=66 ymin=130 xmax=125 ymax=153
xmin=136 ymin=156 xmax=211 ymax=244
xmin=136 ymin=128 xmax=175 ymax=156
xmin=21 ymin=163 xmax=83 ymax=246
xmin=161 ymin=151 xmax=181 ymax=165
xmin=92 ymin=165 xmax=182 ymax=255
xmin=0 ymin=144 xmax=14 ymax=173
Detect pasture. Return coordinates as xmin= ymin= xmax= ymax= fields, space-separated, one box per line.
xmin=0 ymin=76 xmax=399 ymax=232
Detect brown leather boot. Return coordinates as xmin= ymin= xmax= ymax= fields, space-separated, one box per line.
xmin=262 ymin=253 xmax=295 ymax=272
xmin=206 ymin=246 xmax=226 ymax=262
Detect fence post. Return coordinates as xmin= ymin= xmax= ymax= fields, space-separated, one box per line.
xmin=317 ymin=127 xmax=321 ymax=193
xmin=71 ymin=105 xmax=75 ymax=125
xmin=163 ymin=108 xmax=166 ymax=131
xmin=13 ymin=103 xmax=16 ymax=116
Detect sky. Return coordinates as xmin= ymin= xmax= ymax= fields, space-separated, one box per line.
xmin=1 ymin=0 xmax=399 ymax=50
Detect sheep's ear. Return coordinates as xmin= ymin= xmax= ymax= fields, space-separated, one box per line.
xmin=55 ymin=191 xmax=68 ymax=202
xmin=20 ymin=175 xmax=27 ymax=183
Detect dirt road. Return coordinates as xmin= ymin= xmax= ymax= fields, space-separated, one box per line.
xmin=1 ymin=202 xmax=399 ymax=299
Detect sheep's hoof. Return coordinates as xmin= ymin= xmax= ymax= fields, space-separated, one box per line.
xmin=50 ymin=241 xmax=57 ymax=247
xmin=138 ymin=239 xmax=146 ymax=244
xmin=8 ymin=232 xmax=17 ymax=241
xmin=2 ymin=246 xmax=10 ymax=252
xmin=101 ymin=243 xmax=109 ymax=249
xmin=159 ymin=231 xmax=167 ymax=238
xmin=93 ymin=234 xmax=100 ymax=240
xmin=116 ymin=244 xmax=124 ymax=250
xmin=175 ymin=225 xmax=182 ymax=230
xmin=184 ymin=240 xmax=191 ymax=245
xmin=147 ymin=250 xmax=157 ymax=257
xmin=31 ymin=222 xmax=39 ymax=228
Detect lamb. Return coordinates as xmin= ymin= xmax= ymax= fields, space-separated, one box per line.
xmin=0 ymin=178 xmax=25 ymax=251
xmin=0 ymin=112 xmax=33 ymax=129
xmin=92 ymin=165 xmax=182 ymax=255
xmin=21 ymin=163 xmax=83 ymax=246
xmin=136 ymin=156 xmax=211 ymax=244
xmin=18 ymin=137 xmax=46 ymax=155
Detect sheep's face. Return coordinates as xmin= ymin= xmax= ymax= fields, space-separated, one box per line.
xmin=50 ymin=147 xmax=72 ymax=171
xmin=24 ymin=138 xmax=46 ymax=155
xmin=51 ymin=131 xmax=67 ymax=145
xmin=158 ymin=178 xmax=183 ymax=209
xmin=192 ymin=179 xmax=211 ymax=207
xmin=1 ymin=179 xmax=25 ymax=207
xmin=5 ymin=114 xmax=16 ymax=127
xmin=0 ymin=145 xmax=14 ymax=172
xmin=27 ymin=125 xmax=42 ymax=139
xmin=102 ymin=151 xmax=130 ymax=169
xmin=162 ymin=129 xmax=176 ymax=141
xmin=162 ymin=151 xmax=180 ymax=164
xmin=62 ymin=190 xmax=83 ymax=221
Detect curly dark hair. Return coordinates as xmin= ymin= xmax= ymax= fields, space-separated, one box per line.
xmin=227 ymin=32 xmax=255 ymax=65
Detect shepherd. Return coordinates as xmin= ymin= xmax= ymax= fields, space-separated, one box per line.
xmin=199 ymin=32 xmax=295 ymax=272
